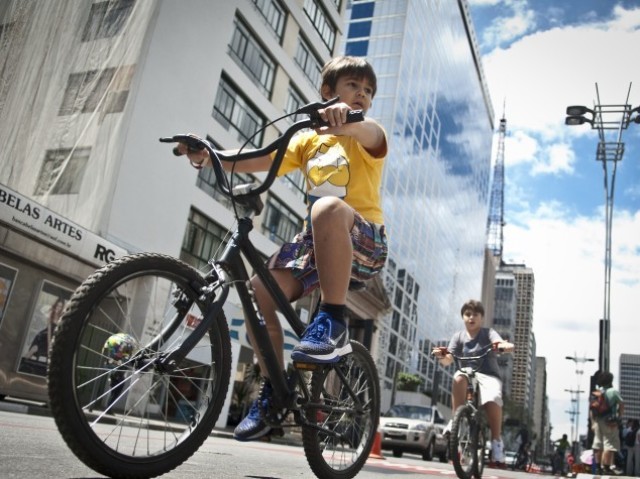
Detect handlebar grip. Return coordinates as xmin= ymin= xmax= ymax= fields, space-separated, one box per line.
xmin=346 ymin=110 xmax=364 ymax=123
xmin=311 ymin=109 xmax=364 ymax=127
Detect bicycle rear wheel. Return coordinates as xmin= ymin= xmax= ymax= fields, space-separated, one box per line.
xmin=302 ymin=341 xmax=379 ymax=479
xmin=450 ymin=405 xmax=476 ymax=479
xmin=48 ymin=253 xmax=232 ymax=478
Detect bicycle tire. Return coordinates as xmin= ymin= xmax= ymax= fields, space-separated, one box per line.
xmin=48 ymin=253 xmax=232 ymax=479
xmin=301 ymin=341 xmax=380 ymax=479
xmin=525 ymin=453 xmax=533 ymax=472
xmin=472 ymin=421 xmax=486 ymax=478
xmin=450 ymin=405 xmax=475 ymax=479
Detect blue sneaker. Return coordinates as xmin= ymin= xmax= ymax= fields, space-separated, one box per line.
xmin=291 ymin=311 xmax=352 ymax=363
xmin=233 ymin=380 xmax=273 ymax=441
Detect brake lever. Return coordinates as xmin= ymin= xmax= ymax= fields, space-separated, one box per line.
xmin=295 ymin=96 xmax=341 ymax=115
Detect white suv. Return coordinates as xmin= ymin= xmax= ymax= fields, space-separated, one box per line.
xmin=379 ymin=404 xmax=449 ymax=462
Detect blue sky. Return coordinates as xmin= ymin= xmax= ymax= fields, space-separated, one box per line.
xmin=468 ymin=0 xmax=640 ymax=446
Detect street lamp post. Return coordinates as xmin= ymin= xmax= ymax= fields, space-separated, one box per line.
xmin=565 ymin=83 xmax=640 ymax=374
xmin=566 ymin=354 xmax=595 ymax=453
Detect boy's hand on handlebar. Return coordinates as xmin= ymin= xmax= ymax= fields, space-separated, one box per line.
xmin=315 ymin=102 xmax=361 ymax=133
xmin=159 ymin=133 xmax=210 ymax=169
xmin=493 ymin=341 xmax=514 ymax=353
xmin=431 ymin=346 xmax=449 ymax=358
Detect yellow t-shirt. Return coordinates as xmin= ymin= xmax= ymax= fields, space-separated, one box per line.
xmin=277 ymin=131 xmax=386 ymax=225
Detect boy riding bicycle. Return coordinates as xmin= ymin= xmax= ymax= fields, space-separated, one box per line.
xmin=178 ymin=56 xmax=388 ymax=441
xmin=432 ymin=300 xmax=514 ymax=465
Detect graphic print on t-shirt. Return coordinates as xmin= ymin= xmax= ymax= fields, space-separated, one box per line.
xmin=306 ymin=143 xmax=350 ymax=203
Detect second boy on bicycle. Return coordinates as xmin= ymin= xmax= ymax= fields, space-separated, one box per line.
xmin=432 ymin=299 xmax=514 ymax=465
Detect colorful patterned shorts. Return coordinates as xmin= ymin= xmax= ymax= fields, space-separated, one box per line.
xmin=267 ymin=210 xmax=388 ymax=297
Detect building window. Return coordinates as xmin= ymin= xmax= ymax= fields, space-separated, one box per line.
xmin=252 ymin=0 xmax=286 ymax=41
xmin=229 ymin=17 xmax=277 ymax=97
xmin=351 ymin=1 xmax=374 ymax=19
xmin=282 ymin=170 xmax=306 ymax=200
xmin=82 ymin=0 xmax=135 ymax=42
xmin=196 ymin=162 xmax=255 ymax=209
xmin=294 ymin=36 xmax=322 ymax=87
xmin=59 ymin=66 xmax=134 ymax=116
xmin=261 ymin=194 xmax=303 ymax=245
xmin=303 ymin=0 xmax=336 ymax=51
xmin=284 ymin=84 xmax=307 ymax=123
xmin=180 ymin=209 xmax=229 ymax=270
xmin=34 ymin=148 xmax=91 ymax=196
xmin=213 ymin=76 xmax=265 ymax=148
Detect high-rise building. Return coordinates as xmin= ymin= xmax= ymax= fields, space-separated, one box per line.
xmin=619 ymin=353 xmax=640 ymax=421
xmin=500 ymin=263 xmax=535 ymax=416
xmin=533 ymin=357 xmax=551 ymax=460
xmin=492 ymin=269 xmax=517 ymax=394
xmin=343 ymin=0 xmax=494 ymax=410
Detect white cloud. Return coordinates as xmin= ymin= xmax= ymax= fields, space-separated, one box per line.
xmin=481 ymin=6 xmax=536 ymax=48
xmin=504 ymin=130 xmax=538 ymax=167
xmin=482 ymin=8 xmax=640 ymax=140
xmin=531 ymin=142 xmax=575 ymax=175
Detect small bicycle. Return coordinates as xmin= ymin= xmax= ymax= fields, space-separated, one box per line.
xmin=47 ymin=97 xmax=380 ymax=479
xmin=435 ymin=345 xmax=499 ymax=479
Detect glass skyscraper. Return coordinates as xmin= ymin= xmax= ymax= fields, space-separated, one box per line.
xmin=344 ymin=0 xmax=495 ymax=409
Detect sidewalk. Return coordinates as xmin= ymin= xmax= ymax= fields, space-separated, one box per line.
xmin=0 ymin=395 xmax=304 ymax=447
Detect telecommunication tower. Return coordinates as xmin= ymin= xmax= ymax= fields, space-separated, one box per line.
xmin=486 ymin=112 xmax=507 ymax=263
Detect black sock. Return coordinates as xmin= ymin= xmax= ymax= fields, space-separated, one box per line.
xmin=319 ymin=302 xmax=346 ymax=323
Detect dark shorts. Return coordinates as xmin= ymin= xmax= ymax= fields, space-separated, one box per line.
xmin=267 ymin=210 xmax=388 ymax=297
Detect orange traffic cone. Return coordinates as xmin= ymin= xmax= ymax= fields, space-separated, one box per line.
xmin=369 ymin=430 xmax=385 ymax=459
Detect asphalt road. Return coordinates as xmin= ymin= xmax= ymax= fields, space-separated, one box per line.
xmin=0 ymin=400 xmax=605 ymax=479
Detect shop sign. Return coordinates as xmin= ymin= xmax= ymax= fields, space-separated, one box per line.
xmin=0 ymin=183 xmax=127 ymax=266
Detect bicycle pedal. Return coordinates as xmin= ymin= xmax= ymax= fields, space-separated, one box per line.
xmin=293 ymin=361 xmax=322 ymax=371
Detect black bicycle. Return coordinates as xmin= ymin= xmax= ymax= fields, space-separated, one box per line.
xmin=513 ymin=442 xmax=533 ymax=472
xmin=47 ymin=97 xmax=380 ymax=479
xmin=440 ymin=346 xmax=498 ymax=479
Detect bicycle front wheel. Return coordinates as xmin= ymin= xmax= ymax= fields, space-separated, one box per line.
xmin=302 ymin=341 xmax=380 ymax=479
xmin=450 ymin=405 xmax=476 ymax=479
xmin=472 ymin=419 xmax=486 ymax=479
xmin=48 ymin=253 xmax=232 ymax=478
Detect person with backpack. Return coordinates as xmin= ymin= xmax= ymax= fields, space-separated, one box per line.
xmin=625 ymin=418 xmax=640 ymax=476
xmin=590 ymin=371 xmax=624 ymax=475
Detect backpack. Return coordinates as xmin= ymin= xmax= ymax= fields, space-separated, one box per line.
xmin=589 ymin=388 xmax=611 ymax=418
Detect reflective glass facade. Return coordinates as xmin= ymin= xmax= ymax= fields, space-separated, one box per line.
xmin=345 ymin=0 xmax=494 ymax=407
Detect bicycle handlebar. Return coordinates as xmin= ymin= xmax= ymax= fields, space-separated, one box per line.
xmin=432 ymin=343 xmax=505 ymax=360
xmin=159 ymin=96 xmax=364 ymax=200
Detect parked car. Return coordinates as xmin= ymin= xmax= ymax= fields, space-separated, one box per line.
xmin=505 ymin=450 xmax=517 ymax=467
xmin=379 ymin=404 xmax=449 ymax=462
